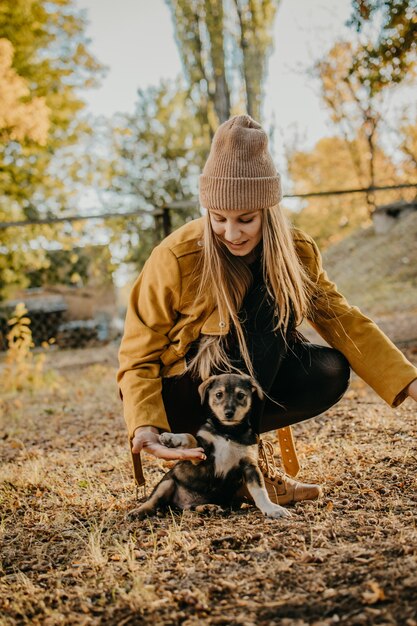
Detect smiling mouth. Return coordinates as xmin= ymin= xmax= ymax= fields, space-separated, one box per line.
xmin=226 ymin=241 xmax=247 ymax=246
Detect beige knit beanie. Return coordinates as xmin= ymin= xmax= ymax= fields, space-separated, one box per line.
xmin=199 ymin=114 xmax=282 ymax=211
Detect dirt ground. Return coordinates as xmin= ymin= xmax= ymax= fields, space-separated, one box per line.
xmin=0 ymin=340 xmax=417 ymax=626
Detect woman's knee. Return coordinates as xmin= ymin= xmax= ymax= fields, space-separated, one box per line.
xmin=318 ymin=347 xmax=351 ymax=398
xmin=260 ymin=345 xmax=351 ymax=430
xmin=291 ymin=347 xmax=350 ymax=418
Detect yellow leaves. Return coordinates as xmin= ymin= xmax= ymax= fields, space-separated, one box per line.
xmin=288 ymin=128 xmax=401 ymax=248
xmin=1 ymin=303 xmax=60 ymax=394
xmin=8 ymin=316 xmax=31 ymax=327
xmin=70 ymin=272 xmax=81 ymax=284
xmin=5 ymin=305 xmax=34 ymax=358
xmin=8 ymin=301 xmax=28 ymax=320
xmin=0 ymin=38 xmax=51 ymax=145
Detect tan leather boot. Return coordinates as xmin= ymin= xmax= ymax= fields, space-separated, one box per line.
xmin=238 ymin=439 xmax=322 ymax=505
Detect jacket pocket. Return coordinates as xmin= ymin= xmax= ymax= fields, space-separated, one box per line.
xmin=200 ymin=308 xmax=229 ymax=335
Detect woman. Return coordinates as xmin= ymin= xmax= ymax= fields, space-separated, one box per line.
xmin=117 ymin=115 xmax=417 ymax=506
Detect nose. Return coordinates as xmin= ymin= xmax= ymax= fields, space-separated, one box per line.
xmin=225 ymin=409 xmax=234 ymax=419
xmin=224 ymin=221 xmax=241 ymax=242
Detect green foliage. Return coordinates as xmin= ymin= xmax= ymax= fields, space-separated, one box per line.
xmin=27 ymin=246 xmax=116 ymax=288
xmin=108 ymin=78 xmax=210 ymax=271
xmin=0 ymin=0 xmax=104 ymax=300
xmin=348 ymin=0 xmax=417 ymax=91
xmin=0 ymin=0 xmax=103 ymax=213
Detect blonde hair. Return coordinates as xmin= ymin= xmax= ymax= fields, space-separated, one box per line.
xmin=186 ymin=204 xmax=314 ymax=381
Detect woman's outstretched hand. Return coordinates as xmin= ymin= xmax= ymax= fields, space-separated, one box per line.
xmin=131 ymin=426 xmax=206 ymax=461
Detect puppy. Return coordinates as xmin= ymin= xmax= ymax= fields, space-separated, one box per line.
xmin=127 ymin=373 xmax=290 ymax=520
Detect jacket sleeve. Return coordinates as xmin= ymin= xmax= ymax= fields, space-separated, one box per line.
xmin=298 ymin=235 xmax=417 ymax=407
xmin=117 ymin=245 xmax=181 ymax=437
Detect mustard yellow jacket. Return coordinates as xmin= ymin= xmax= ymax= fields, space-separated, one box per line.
xmin=117 ymin=217 xmax=417 ymax=438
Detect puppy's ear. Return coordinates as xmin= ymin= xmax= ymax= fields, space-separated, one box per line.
xmin=251 ymin=379 xmax=264 ymax=400
xmin=198 ymin=376 xmax=218 ymax=403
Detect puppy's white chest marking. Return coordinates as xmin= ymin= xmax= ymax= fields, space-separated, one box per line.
xmin=200 ymin=430 xmax=257 ymax=478
xmin=213 ymin=437 xmax=244 ymax=477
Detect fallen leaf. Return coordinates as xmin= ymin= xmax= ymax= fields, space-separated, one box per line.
xmin=362 ymin=580 xmax=386 ymax=604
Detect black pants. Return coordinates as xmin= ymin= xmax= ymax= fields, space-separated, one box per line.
xmin=162 ymin=340 xmax=351 ymax=436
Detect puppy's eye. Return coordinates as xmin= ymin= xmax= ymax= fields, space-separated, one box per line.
xmin=236 ymin=391 xmax=246 ymax=400
xmin=215 ymin=391 xmax=223 ymax=399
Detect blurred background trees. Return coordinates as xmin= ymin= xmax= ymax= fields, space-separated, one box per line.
xmin=0 ymin=0 xmax=284 ymax=299
xmin=105 ymin=78 xmax=211 ymax=269
xmin=289 ymin=0 xmax=417 ymax=247
xmin=104 ymin=0 xmax=282 ymax=270
xmin=0 ymin=0 xmax=416 ymax=300
xmin=165 ymin=0 xmax=279 ymax=132
xmin=0 ymin=38 xmax=50 ymax=146
xmin=0 ymin=0 xmax=103 ymax=299
xmin=348 ymin=0 xmax=417 ymax=87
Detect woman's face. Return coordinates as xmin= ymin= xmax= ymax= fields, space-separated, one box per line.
xmin=209 ymin=209 xmax=262 ymax=259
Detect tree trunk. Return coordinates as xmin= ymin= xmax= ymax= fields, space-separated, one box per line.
xmin=204 ymin=0 xmax=231 ymax=123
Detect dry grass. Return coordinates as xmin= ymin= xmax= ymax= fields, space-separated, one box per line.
xmin=323 ymin=212 xmax=417 ymax=318
xmin=1 ymin=346 xmax=417 ymax=625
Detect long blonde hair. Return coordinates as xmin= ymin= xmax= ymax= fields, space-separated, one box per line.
xmin=186 ymin=204 xmax=314 ymax=381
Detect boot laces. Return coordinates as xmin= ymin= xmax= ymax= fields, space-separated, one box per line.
xmin=258 ymin=439 xmax=282 ymax=481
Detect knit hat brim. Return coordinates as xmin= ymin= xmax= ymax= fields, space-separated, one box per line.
xmin=199 ymin=174 xmax=282 ymax=211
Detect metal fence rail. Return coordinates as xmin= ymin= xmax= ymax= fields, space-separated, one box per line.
xmin=1 ymin=183 xmax=416 ymax=236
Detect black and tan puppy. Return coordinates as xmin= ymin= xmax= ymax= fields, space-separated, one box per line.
xmin=127 ymin=373 xmax=291 ymax=520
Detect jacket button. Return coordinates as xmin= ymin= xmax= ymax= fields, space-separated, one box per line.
xmin=219 ymin=321 xmax=226 ymax=328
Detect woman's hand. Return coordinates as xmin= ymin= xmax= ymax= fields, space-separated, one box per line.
xmin=131 ymin=426 xmax=206 ymax=461
xmin=407 ymin=379 xmax=417 ymax=402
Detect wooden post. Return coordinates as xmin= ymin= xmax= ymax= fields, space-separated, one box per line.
xmin=153 ymin=212 xmax=162 ymax=244
xmin=162 ymin=206 xmax=172 ymax=237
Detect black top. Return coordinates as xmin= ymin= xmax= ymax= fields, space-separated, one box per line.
xmin=222 ymin=253 xmax=292 ymax=392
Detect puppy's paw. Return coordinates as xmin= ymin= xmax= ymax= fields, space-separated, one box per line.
xmin=125 ymin=505 xmax=154 ymax=521
xmin=159 ymin=432 xmax=187 ymax=448
xmin=263 ymin=503 xmax=292 ymax=519
xmin=194 ymin=503 xmax=223 ymax=514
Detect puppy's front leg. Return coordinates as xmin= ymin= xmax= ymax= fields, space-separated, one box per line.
xmin=159 ymin=432 xmax=199 ymax=448
xmin=242 ymin=464 xmax=291 ymax=519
